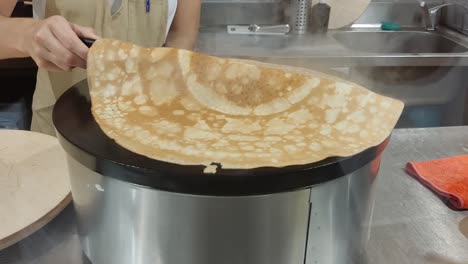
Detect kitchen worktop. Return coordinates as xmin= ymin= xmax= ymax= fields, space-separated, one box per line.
xmin=0 ymin=127 xmax=467 ymax=264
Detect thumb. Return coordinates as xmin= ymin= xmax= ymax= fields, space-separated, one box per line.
xmin=71 ymin=23 xmax=101 ymax=40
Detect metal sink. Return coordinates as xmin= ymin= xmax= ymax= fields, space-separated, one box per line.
xmin=332 ymin=31 xmax=468 ymax=54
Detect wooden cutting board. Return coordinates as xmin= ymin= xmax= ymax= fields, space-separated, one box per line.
xmin=311 ymin=0 xmax=371 ymax=29
xmin=0 ymin=130 xmax=71 ymax=250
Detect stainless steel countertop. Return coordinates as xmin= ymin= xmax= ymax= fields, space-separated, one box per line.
xmin=0 ymin=127 xmax=467 ymax=264
xmin=196 ymin=27 xmax=468 ymax=67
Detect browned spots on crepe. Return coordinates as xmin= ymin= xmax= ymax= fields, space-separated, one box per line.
xmin=87 ymin=39 xmax=404 ymax=170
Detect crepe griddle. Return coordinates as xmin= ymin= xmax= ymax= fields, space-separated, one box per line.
xmin=53 ymin=80 xmax=389 ymax=196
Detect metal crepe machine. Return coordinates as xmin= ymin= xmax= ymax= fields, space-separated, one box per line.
xmin=53 ymin=37 xmax=400 ymax=264
xmin=53 ymin=78 xmax=390 ymax=264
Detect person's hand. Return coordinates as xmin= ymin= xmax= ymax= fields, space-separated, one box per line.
xmin=23 ymin=15 xmax=100 ymax=71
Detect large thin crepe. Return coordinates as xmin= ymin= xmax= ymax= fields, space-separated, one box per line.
xmin=87 ymin=39 xmax=404 ymax=170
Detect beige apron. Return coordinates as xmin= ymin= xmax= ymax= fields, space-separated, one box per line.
xmin=31 ymin=0 xmax=168 ymax=136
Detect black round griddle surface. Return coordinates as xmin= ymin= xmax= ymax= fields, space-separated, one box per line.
xmin=53 ymin=80 xmax=389 ymax=196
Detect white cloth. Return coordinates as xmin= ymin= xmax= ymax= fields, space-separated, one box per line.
xmin=32 ymin=0 xmax=177 ymax=37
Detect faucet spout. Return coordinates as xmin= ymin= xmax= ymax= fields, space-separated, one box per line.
xmin=420 ymin=1 xmax=468 ymax=31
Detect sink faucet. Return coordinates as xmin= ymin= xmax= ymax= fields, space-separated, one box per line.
xmin=420 ymin=1 xmax=468 ymax=31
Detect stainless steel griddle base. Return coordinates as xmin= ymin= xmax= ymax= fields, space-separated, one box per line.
xmin=2 ymin=128 xmax=467 ymax=264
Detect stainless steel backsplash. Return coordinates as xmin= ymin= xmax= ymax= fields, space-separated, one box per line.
xmin=442 ymin=0 xmax=468 ymax=35
xmin=352 ymin=2 xmax=424 ymax=26
xmin=200 ymin=1 xmax=285 ymax=26
xmin=199 ymin=0 xmax=440 ymax=28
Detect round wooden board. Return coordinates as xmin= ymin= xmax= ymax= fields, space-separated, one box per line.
xmin=312 ymin=0 xmax=371 ymax=29
xmin=0 ymin=130 xmax=71 ymax=250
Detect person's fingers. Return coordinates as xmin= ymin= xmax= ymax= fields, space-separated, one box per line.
xmin=41 ymin=50 xmax=73 ymax=71
xmin=71 ymin=23 xmax=100 ymax=40
xmin=40 ymin=59 xmax=67 ymax=72
xmin=31 ymin=31 xmax=69 ymax=71
xmin=48 ymin=17 xmax=88 ymax=61
xmin=28 ymin=16 xmax=96 ymax=71
xmin=38 ymin=28 xmax=86 ymax=69
xmin=32 ymin=53 xmax=65 ymax=72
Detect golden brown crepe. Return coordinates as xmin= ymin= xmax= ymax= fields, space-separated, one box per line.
xmin=87 ymin=39 xmax=404 ymax=170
